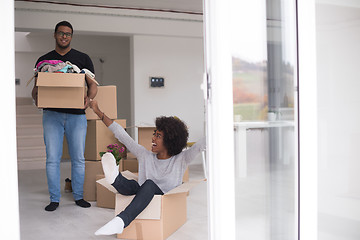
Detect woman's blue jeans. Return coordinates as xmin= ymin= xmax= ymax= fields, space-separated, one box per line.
xmin=112 ymin=173 xmax=164 ymax=227
xmin=42 ymin=110 xmax=87 ymax=202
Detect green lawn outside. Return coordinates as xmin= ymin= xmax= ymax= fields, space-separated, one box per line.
xmin=233 ymin=103 xmax=265 ymax=121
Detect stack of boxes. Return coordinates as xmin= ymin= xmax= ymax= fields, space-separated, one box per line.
xmin=37 ymin=72 xmax=130 ymax=202
xmin=37 ymin=72 xmax=197 ymax=239
xmin=62 ymin=84 xmax=127 ymax=203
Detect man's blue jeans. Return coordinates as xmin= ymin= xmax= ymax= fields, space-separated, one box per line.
xmin=112 ymin=173 xmax=164 ymax=227
xmin=42 ymin=110 xmax=87 ymax=202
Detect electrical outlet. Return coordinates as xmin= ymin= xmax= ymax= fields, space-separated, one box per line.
xmin=150 ymin=77 xmax=164 ymax=88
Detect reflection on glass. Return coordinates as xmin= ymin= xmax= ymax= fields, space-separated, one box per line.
xmin=232 ymin=58 xmax=267 ymax=121
xmin=231 ymin=1 xmax=295 ymax=123
xmin=230 ymin=0 xmax=268 ymax=122
xmin=231 ymin=0 xmax=298 ymax=239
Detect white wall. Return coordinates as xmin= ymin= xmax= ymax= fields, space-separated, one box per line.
xmin=1 ymin=0 xmax=20 ymax=239
xmin=133 ymin=35 xmax=205 ymax=144
xmin=316 ymin=2 xmax=360 ymax=237
xmin=317 ymin=3 xmax=360 ymax=200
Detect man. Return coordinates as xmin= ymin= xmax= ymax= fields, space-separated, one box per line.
xmin=32 ymin=21 xmax=98 ymax=211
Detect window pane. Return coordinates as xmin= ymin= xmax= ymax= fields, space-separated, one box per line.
xmin=231 ymin=0 xmax=268 ymax=122
xmin=232 ymin=0 xmax=298 ymax=239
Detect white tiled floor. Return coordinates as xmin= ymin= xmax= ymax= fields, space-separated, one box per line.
xmin=18 ymin=163 xmax=208 ymax=240
xmin=20 ymin=129 xmax=360 ymax=240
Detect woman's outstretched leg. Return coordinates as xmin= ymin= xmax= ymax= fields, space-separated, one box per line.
xmin=95 ymin=179 xmax=163 ymax=236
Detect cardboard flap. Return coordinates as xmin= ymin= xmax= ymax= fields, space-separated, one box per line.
xmin=165 ymin=178 xmax=205 ymax=195
xmin=137 ymin=126 xmax=156 ymax=151
xmin=96 ymin=171 xmax=138 ymax=194
xmin=121 ymin=170 xmax=139 ymax=181
xmin=85 ymin=85 xmax=118 ymax=120
xmin=36 ymin=72 xmax=85 ymax=87
xmin=96 ymin=178 xmax=118 ymax=193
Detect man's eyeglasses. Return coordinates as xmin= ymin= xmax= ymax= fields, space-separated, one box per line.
xmin=56 ymin=31 xmax=72 ymax=37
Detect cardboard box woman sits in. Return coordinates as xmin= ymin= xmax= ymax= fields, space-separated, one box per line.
xmin=88 ymin=100 xmax=206 ymax=236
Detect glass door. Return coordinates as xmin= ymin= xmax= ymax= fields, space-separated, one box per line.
xmin=203 ymin=0 xmax=299 ymax=239
xmin=231 ymin=0 xmax=298 ymax=239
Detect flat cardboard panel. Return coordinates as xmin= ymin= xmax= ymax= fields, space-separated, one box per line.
xmin=85 ymin=85 xmax=117 ymax=120
xmin=37 ymin=72 xmax=85 ymax=109
xmin=126 ymin=152 xmax=137 ymax=159
xmin=96 ymin=175 xmax=116 ymax=209
xmin=86 ymin=119 xmax=127 ymax=160
xmin=85 ymin=120 xmax=107 ymax=160
xmin=96 ymin=178 xmax=117 ymax=193
xmin=162 ymin=193 xmax=187 ymax=239
xmin=138 ymin=126 xmax=156 ymax=151
xmin=83 ymin=161 xmax=103 ymax=201
xmin=116 ymin=193 xmax=187 ymax=240
xmin=123 ymin=158 xmax=138 ymax=172
xmin=115 ymin=194 xmax=162 ymax=220
xmin=118 ymin=219 xmax=163 ymax=240
xmin=38 ymin=87 xmax=84 ymax=109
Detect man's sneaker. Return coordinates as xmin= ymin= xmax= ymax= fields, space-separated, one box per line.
xmin=45 ymin=202 xmax=59 ymax=211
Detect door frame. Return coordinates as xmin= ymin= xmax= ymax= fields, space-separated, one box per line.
xmin=203 ymin=0 xmax=318 ymax=239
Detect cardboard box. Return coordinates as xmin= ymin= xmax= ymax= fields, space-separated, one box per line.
xmin=97 ymin=171 xmax=204 ymax=240
xmin=36 ymin=72 xmax=85 ymax=109
xmin=96 ymin=174 xmax=116 ymax=209
xmin=85 ymin=85 xmax=117 ymax=120
xmin=96 ymin=161 xmax=124 ymax=209
xmin=63 ymin=119 xmax=127 ymax=160
xmin=137 ymin=126 xmax=156 ymax=150
xmin=123 ymin=157 xmax=139 ymax=173
xmin=85 ymin=119 xmax=127 ymax=160
xmin=83 ymin=161 xmax=104 ymax=201
xmin=126 ymin=152 xmax=136 ymax=159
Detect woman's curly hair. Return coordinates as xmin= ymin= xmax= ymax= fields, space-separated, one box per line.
xmin=155 ymin=116 xmax=189 ymax=156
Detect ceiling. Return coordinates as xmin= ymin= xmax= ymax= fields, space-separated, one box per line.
xmin=18 ymin=0 xmax=204 ymax=14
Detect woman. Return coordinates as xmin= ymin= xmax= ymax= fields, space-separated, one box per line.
xmin=89 ymin=100 xmax=206 ymax=236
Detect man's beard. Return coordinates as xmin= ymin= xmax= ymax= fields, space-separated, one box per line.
xmin=56 ymin=40 xmax=70 ymax=49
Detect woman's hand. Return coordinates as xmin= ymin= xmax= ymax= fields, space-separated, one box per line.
xmin=89 ymin=99 xmax=114 ymax=127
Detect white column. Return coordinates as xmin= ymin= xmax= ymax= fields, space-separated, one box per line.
xmin=203 ymin=0 xmax=236 ymax=239
xmin=298 ymin=0 xmax=318 ymax=239
xmin=0 ymin=0 xmax=20 ymax=239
